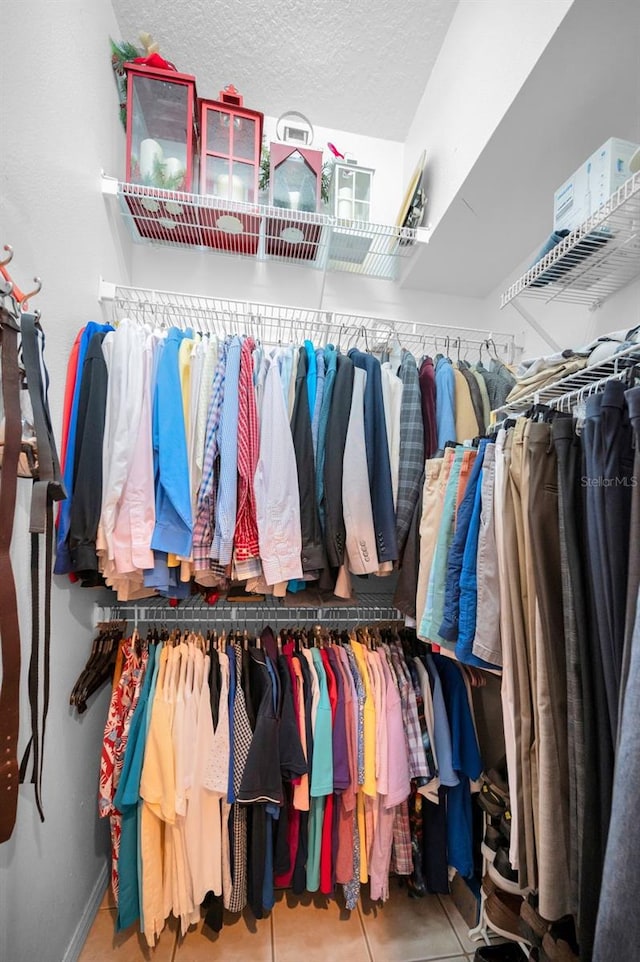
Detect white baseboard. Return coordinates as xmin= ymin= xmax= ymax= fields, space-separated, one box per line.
xmin=62 ymin=861 xmax=109 ymax=962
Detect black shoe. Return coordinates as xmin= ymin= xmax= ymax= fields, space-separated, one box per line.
xmin=488 ymin=845 xmax=523 ymax=895
xmin=478 ymin=780 xmax=508 ymax=817
xmin=499 ymin=809 xmax=512 ymax=842
xmin=474 ymin=944 xmax=528 ymax=961
xmin=482 ymin=824 xmax=508 ymax=862
xmin=486 ymin=757 xmax=510 ymax=796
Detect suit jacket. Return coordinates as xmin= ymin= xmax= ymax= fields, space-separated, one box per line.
xmin=323 ymin=353 xmax=354 ymax=569
xmin=396 ymin=350 xmax=425 ymax=561
xmin=348 ymin=349 xmax=398 ymax=564
xmin=290 ymin=347 xmax=325 ymax=572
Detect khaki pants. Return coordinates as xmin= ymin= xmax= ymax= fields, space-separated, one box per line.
xmin=415 ymin=453 xmax=450 ymax=641
xmin=504 ymin=423 xmax=537 ymax=890
xmin=494 ymin=431 xmax=521 ymax=872
xmin=526 ymin=420 xmax=571 ymax=920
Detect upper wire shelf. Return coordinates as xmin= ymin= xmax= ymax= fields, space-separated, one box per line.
xmin=501 ymin=171 xmax=640 ymax=310
xmin=94 ymin=592 xmax=403 ymax=630
xmin=98 ymin=279 xmax=520 ymax=363
xmin=101 ymin=173 xmax=429 ymax=282
xmin=493 ymin=341 xmax=640 ymax=417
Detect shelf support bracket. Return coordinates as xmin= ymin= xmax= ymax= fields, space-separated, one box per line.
xmin=509 ymin=300 xmax=561 ymax=352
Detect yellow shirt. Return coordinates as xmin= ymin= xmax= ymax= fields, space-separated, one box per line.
xmin=140 ymin=645 xmax=176 ymax=946
xmin=453 ymin=368 xmax=479 ymax=443
xmin=351 ymin=639 xmax=377 ymax=798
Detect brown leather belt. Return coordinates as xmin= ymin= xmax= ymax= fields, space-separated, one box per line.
xmin=0 ymin=310 xmax=22 ymax=842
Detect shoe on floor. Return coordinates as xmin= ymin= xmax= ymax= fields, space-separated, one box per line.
xmin=474 ymin=944 xmax=529 ymax=961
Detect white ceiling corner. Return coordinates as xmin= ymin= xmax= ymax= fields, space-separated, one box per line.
xmin=111 ymin=0 xmax=459 ymax=140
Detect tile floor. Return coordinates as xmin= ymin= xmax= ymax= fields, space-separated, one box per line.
xmin=79 ymin=878 xmax=483 ymax=962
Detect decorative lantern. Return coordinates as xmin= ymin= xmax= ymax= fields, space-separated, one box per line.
xmin=199 ymin=86 xmax=263 ymax=204
xmin=124 ymin=61 xmax=198 ymax=192
xmin=197 ymin=86 xmax=264 ymax=254
xmin=331 ymin=159 xmax=375 ymax=222
xmin=269 ymin=144 xmax=323 ymax=213
xmin=265 ymin=126 xmax=324 ymax=261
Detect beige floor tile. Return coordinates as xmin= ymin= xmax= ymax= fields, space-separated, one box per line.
xmin=273 ymin=890 xmax=370 ymax=962
xmin=438 ymin=895 xmax=481 ymax=954
xmin=359 ymin=880 xmax=462 ymax=962
xmin=78 ymin=909 xmax=177 ymax=962
xmin=438 ymin=895 xmax=505 ymax=955
xmin=174 ymin=908 xmax=272 ymax=962
xmin=414 ymin=957 xmax=470 ymax=962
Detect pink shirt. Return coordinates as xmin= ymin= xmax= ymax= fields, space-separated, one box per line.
xmin=379 ymin=650 xmax=411 ymax=809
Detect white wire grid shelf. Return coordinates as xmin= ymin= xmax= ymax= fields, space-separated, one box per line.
xmin=501 ymin=171 xmax=640 ymax=310
xmin=98 ymin=280 xmax=521 ymax=363
xmin=101 ymin=174 xmax=429 ymax=282
xmin=94 ymin=592 xmax=403 ymax=630
xmin=493 ymin=342 xmax=640 ymax=417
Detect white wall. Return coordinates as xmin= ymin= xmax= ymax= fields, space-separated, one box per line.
xmin=405 ymin=0 xmax=574 ymax=235
xmin=0 ymin=2 xmax=127 ymax=961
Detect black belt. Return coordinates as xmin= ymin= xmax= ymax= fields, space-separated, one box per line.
xmin=17 ymin=313 xmax=66 ymax=824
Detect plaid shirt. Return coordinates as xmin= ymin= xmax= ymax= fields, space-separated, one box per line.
xmin=233 ymin=337 xmax=260 ymax=560
xmin=387 ymin=643 xmax=429 ymax=783
xmin=396 ymin=350 xmax=425 ymax=560
xmin=192 ymin=339 xmax=227 ymax=571
xmin=390 ymin=799 xmax=413 ymax=876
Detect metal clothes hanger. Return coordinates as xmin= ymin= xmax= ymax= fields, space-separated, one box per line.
xmin=486 ymin=338 xmax=500 ymax=362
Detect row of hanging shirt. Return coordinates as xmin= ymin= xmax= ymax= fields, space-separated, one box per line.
xmin=99 ymin=623 xmax=485 ymax=944
xmin=54 ymin=319 xmax=515 ymax=600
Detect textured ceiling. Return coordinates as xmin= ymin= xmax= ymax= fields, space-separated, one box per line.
xmin=111 ymin=0 xmax=458 ymax=140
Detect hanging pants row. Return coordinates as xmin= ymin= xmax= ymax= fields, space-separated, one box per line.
xmin=490 ymin=379 xmax=637 ymax=962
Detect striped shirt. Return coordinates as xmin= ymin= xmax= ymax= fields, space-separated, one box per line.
xmin=192 ymin=339 xmax=227 ymax=571
xmin=234 ymin=337 xmax=260 ymax=561
xmin=211 ymin=336 xmax=242 ymax=565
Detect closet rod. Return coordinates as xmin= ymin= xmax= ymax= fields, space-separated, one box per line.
xmin=493 ymin=342 xmax=640 ymax=419
xmin=98 ymin=278 xmax=520 ymax=362
xmin=549 ymin=366 xmax=638 ymax=413
xmin=94 ymin=593 xmax=403 ymax=631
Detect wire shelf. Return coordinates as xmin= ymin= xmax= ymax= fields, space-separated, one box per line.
xmin=94 ymin=592 xmax=404 ymax=630
xmin=102 ymin=174 xmax=429 ymax=282
xmin=98 ymin=280 xmax=521 ymax=363
xmin=501 ymin=172 xmax=640 ymax=310
xmin=493 ymin=342 xmax=640 ymax=417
